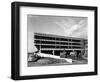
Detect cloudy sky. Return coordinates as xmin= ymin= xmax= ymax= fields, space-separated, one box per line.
xmin=27 ymin=15 xmax=88 ymax=52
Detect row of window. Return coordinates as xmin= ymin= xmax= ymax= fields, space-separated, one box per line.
xmin=34 ymin=40 xmax=81 ymax=45
xmin=34 ymin=35 xmax=81 ymax=42
xmin=35 ymin=45 xmax=83 ymax=49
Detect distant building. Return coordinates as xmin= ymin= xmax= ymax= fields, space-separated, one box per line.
xmin=34 ymin=32 xmax=88 ymax=56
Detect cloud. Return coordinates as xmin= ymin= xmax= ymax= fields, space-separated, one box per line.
xmin=55 ymin=18 xmax=88 ymax=39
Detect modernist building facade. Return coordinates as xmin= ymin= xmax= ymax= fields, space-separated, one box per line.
xmin=34 ymin=32 xmax=88 ymax=56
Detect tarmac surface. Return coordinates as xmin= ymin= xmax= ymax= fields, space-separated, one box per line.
xmin=28 ymin=56 xmax=87 ymax=67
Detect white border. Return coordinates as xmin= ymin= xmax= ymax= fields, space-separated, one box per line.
xmin=20 ymin=6 xmax=94 ymax=76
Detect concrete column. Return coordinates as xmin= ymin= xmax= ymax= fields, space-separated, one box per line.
xmin=53 ymin=50 xmax=55 ymax=55
xmin=40 ymin=45 xmax=41 ymax=53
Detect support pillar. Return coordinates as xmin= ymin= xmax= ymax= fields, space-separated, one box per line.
xmin=53 ymin=50 xmax=55 ymax=55
xmin=40 ymin=45 xmax=41 ymax=53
